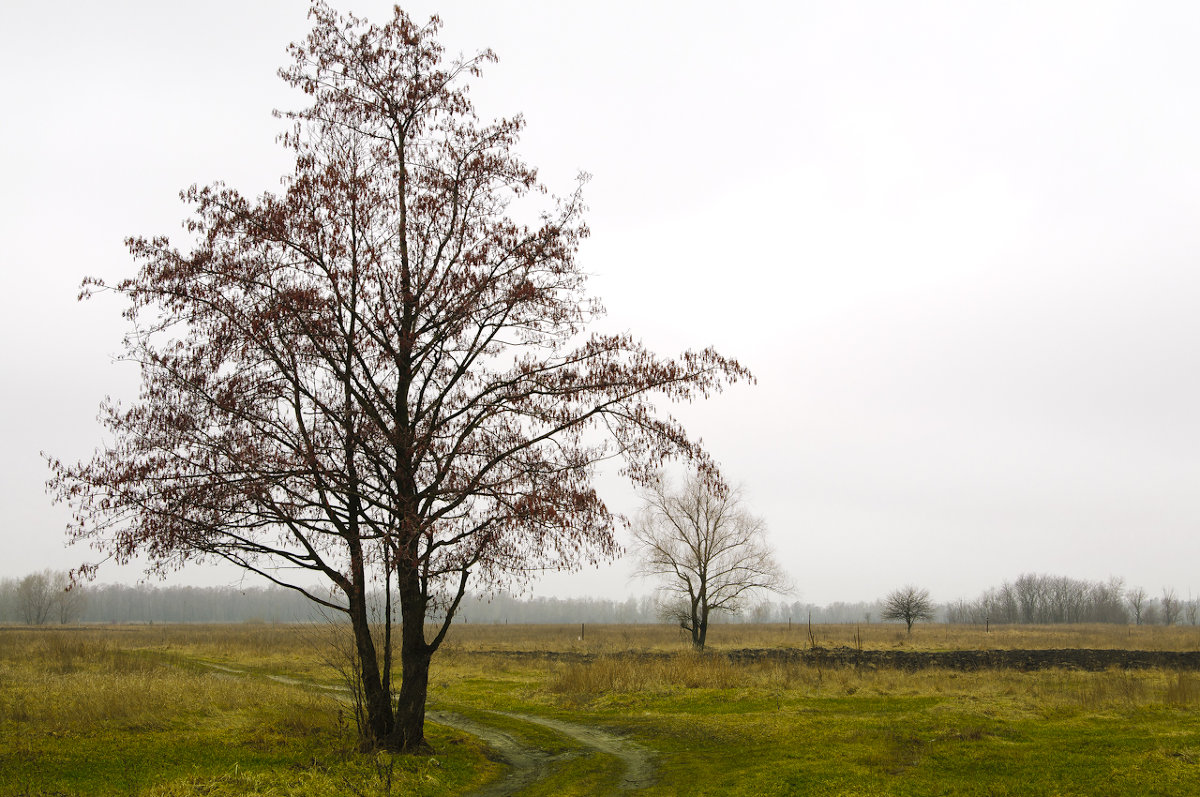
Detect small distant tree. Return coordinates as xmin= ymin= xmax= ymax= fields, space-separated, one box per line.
xmin=0 ymin=578 xmax=14 ymax=622
xmin=1127 ymin=586 xmax=1148 ymax=625
xmin=1160 ymin=588 xmax=1182 ymax=626
xmin=881 ymin=585 xmax=934 ymax=633
xmin=749 ymin=601 xmax=774 ymax=623
xmin=17 ymin=571 xmax=54 ymax=626
xmin=51 ymin=573 xmax=87 ymax=625
xmin=632 ymin=475 xmax=790 ymax=649
xmin=1088 ymin=577 xmax=1128 ymax=624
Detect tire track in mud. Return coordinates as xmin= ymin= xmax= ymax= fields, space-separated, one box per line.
xmin=432 ymin=710 xmax=654 ymax=795
xmin=192 ymin=659 xmax=654 ymax=795
xmin=497 ymin=712 xmax=655 ymax=792
xmin=427 ymin=709 xmax=563 ymax=797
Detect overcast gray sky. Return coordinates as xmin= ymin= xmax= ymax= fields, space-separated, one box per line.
xmin=3 ymin=1 xmax=1200 ymax=605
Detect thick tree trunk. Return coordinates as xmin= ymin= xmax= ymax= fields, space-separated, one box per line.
xmin=394 ymin=563 xmax=432 ymax=752
xmin=395 ymin=626 xmax=431 ymax=751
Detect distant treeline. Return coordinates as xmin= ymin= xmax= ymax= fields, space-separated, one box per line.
xmin=945 ymin=574 xmax=1196 ymax=626
xmin=1 ymin=570 xmax=1194 ymax=626
xmin=449 ymin=595 xmax=880 ymax=625
xmin=0 ymin=573 xmax=324 ymax=625
xmin=0 ymin=573 xmax=885 ymax=626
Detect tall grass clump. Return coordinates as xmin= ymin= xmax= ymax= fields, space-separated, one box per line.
xmin=1166 ymin=671 xmax=1200 ymax=706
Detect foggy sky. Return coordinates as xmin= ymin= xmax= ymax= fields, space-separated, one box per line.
xmin=3 ymin=1 xmax=1199 ymax=605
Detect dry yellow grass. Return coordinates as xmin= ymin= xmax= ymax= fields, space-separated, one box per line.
xmin=436 ymin=620 xmax=1200 ymax=652
xmin=0 ymin=628 xmax=331 ymax=736
xmin=0 ymin=626 xmax=490 ymax=797
xmin=4 ymin=620 xmax=1197 ymax=660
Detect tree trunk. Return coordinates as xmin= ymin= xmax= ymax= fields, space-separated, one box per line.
xmin=395 ymin=627 xmax=431 ymax=751
xmin=394 ymin=563 xmax=432 ymax=752
xmin=348 ymin=586 xmax=395 ymax=748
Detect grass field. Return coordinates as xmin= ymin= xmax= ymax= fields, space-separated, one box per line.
xmin=2 ymin=623 xmax=1198 ymax=795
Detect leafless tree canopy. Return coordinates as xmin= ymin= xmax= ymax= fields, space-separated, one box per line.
xmin=45 ymin=4 xmax=749 ymax=751
xmin=1127 ymin=586 xmax=1149 ymax=625
xmin=16 ymin=571 xmax=54 ymax=626
xmin=1160 ymin=587 xmax=1182 ymax=626
xmin=946 ymin=574 xmax=1130 ymax=626
xmin=631 ymin=475 xmax=789 ymax=649
xmin=881 ymin=585 xmax=934 ymax=633
xmin=12 ymin=570 xmax=84 ymax=626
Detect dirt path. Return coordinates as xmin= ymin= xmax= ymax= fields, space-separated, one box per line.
xmin=497 ymin=712 xmax=655 ymax=792
xmin=192 ymin=659 xmax=654 ymax=795
xmin=427 ymin=709 xmax=566 ymax=797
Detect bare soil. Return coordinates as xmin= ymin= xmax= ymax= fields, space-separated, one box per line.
xmin=732 ymin=646 xmax=1200 ymax=671
xmin=471 ymin=647 xmax=1200 ymax=671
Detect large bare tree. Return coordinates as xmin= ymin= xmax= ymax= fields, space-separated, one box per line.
xmin=631 ymin=476 xmax=789 ymax=649
xmin=47 ymin=4 xmax=749 ymax=752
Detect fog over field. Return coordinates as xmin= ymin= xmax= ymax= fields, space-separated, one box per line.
xmin=4 ymin=1 xmax=1200 ymax=605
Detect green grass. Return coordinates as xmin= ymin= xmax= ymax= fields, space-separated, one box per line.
xmin=0 ymin=629 xmax=492 ymax=796
xmin=437 ymin=654 xmax=1200 ymax=796
xmin=517 ymin=752 xmax=626 ymax=797
xmin=3 ymin=625 xmax=1199 ymax=795
xmin=620 ymin=697 xmax=1197 ymax=796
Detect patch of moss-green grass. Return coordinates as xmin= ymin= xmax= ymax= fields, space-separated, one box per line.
xmin=1 ymin=722 xmax=323 ymax=796
xmin=527 ymin=686 xmax=1200 ymax=797
xmin=517 ymin=751 xmax=626 ymax=797
xmin=0 ymin=654 xmax=491 ymax=797
xmin=0 ymin=715 xmax=490 ymax=797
